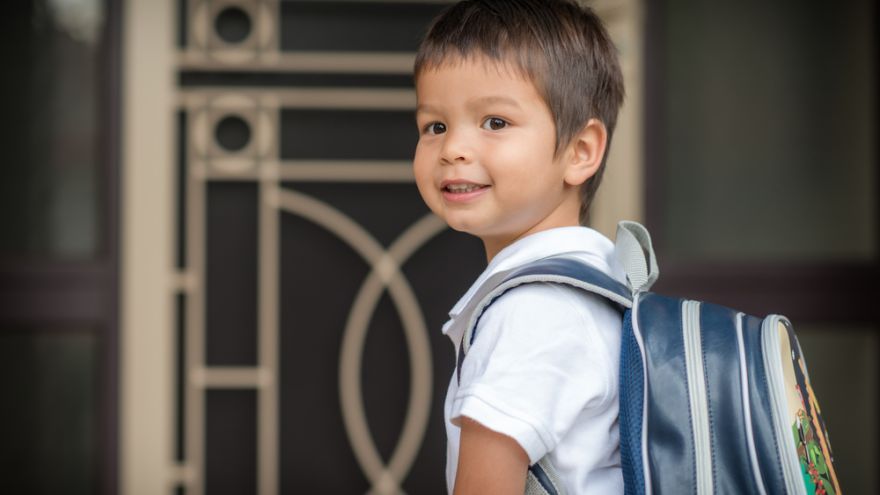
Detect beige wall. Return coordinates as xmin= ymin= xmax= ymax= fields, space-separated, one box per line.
xmin=589 ymin=0 xmax=645 ymax=236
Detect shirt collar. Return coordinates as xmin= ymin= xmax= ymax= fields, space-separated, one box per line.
xmin=441 ymin=226 xmax=624 ymax=336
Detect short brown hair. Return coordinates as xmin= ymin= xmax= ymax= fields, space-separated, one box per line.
xmin=414 ymin=0 xmax=625 ymax=223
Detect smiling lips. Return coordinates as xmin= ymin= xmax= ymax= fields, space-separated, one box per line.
xmin=441 ymin=180 xmax=490 ymax=201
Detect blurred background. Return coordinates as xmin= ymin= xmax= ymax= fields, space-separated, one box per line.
xmin=0 ymin=0 xmax=875 ymax=494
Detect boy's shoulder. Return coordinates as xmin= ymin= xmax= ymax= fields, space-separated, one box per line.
xmin=447 ymin=227 xmax=624 ymax=341
xmin=483 ymin=226 xmax=621 ymax=279
xmin=486 ymin=281 xmax=590 ymax=315
xmin=479 ymin=277 xmax=622 ymax=330
xmin=461 ymin=268 xmax=623 ymax=402
xmin=454 ymin=246 xmax=627 ymax=348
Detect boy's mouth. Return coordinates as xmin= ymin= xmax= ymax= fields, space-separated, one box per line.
xmin=443 ymin=183 xmax=488 ymax=193
xmin=441 ymin=180 xmax=490 ymax=194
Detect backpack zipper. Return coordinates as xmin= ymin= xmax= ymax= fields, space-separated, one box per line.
xmin=761 ymin=316 xmax=806 ymax=495
xmin=682 ymin=300 xmax=713 ymax=495
xmin=735 ymin=313 xmax=768 ymax=495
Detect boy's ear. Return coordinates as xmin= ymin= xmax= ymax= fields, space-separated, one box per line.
xmin=564 ymin=118 xmax=607 ymax=187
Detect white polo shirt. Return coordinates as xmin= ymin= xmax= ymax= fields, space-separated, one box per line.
xmin=442 ymin=226 xmax=625 ymax=494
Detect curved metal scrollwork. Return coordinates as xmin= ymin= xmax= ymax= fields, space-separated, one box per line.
xmin=274 ymin=188 xmax=446 ymax=495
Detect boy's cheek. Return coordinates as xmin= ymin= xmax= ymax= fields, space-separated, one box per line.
xmin=413 ymin=173 xmax=437 ymax=204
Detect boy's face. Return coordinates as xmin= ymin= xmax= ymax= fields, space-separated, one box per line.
xmin=414 ymin=57 xmax=581 ymax=259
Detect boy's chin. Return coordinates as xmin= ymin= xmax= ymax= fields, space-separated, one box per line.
xmin=442 ymin=219 xmax=482 ymax=237
xmin=439 ymin=215 xmax=507 ymax=242
xmin=447 ymin=224 xmax=478 ymax=236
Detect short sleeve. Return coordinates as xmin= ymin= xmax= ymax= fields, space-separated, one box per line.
xmin=451 ymin=283 xmax=616 ymax=463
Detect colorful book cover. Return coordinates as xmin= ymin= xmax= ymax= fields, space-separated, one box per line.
xmin=777 ymin=320 xmax=841 ymax=495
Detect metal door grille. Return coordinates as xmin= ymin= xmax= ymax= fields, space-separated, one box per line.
xmin=172 ymin=2 xmax=475 ymax=494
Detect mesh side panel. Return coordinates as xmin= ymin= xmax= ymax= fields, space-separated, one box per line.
xmin=619 ymin=309 xmax=646 ymax=495
xmin=525 ymin=474 xmax=549 ymax=495
xmin=525 ymin=457 xmax=563 ymax=495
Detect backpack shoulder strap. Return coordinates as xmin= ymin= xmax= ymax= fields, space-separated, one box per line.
xmin=452 ymin=221 xmax=657 ymax=360
xmin=615 ymin=220 xmax=659 ymax=293
xmin=451 ymin=256 xmax=633 ymax=382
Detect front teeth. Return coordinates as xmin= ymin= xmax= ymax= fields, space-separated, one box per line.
xmin=446 ymin=183 xmax=482 ymax=193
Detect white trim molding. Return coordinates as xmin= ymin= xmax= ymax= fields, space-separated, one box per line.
xmin=121 ymin=0 xmax=176 ymax=494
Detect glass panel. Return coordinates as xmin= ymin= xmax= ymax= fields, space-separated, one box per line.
xmin=281 ymin=183 xmax=430 ymax=247
xmin=280 ymin=1 xmax=446 ymax=52
xmin=279 ymin=204 xmax=484 ymax=493
xmin=399 ymin=229 xmax=484 ymax=494
xmin=205 ymin=390 xmax=257 ymax=495
xmin=0 ymin=0 xmax=105 ymax=259
xmin=796 ymin=325 xmax=877 ymax=492
xmin=178 ymin=71 xmax=414 ymax=89
xmin=0 ymin=328 xmax=98 ymax=494
xmin=279 ymin=210 xmax=371 ymax=493
xmin=660 ymin=0 xmax=876 ymax=261
xmin=206 ymin=182 xmax=258 ymax=366
xmin=280 ymin=109 xmax=418 ymax=160
xmin=175 ymin=292 xmax=187 ymax=462
xmin=177 ymin=110 xmax=188 ymax=269
xmin=361 ymin=291 xmax=409 ymax=462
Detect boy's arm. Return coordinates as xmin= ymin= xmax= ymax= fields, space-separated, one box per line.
xmin=453 ymin=416 xmax=529 ymax=495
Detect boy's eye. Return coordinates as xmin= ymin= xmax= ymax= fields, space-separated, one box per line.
xmin=424 ymin=122 xmax=446 ymax=135
xmin=482 ymin=117 xmax=508 ymax=131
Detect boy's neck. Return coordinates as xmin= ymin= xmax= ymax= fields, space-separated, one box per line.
xmin=481 ymin=223 xmax=583 ymax=262
xmin=480 ymin=192 xmax=585 ymax=261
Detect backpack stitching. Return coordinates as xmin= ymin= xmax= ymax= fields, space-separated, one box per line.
xmin=676 ymin=299 xmax=699 ymax=495
xmin=700 ymin=309 xmax=717 ymax=494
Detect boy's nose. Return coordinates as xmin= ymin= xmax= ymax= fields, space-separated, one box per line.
xmin=439 ymin=130 xmax=473 ymax=164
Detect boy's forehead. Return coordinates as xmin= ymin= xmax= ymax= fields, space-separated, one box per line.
xmin=417 ymin=53 xmax=532 ymax=84
xmin=416 ymin=93 xmax=523 ymax=116
xmin=415 ymin=57 xmax=550 ymax=114
xmin=417 ymin=57 xmax=536 ymax=95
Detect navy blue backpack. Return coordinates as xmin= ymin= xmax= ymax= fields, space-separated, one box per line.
xmin=453 ymin=221 xmax=840 ymax=495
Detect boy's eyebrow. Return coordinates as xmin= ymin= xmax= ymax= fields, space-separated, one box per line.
xmin=416 ymin=96 xmax=522 ymax=115
xmin=469 ymin=95 xmax=522 ymax=109
xmin=415 ymin=103 xmax=439 ymax=115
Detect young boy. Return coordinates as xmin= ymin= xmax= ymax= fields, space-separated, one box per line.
xmin=412 ymin=0 xmax=626 ymax=493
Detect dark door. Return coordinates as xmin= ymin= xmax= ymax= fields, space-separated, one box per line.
xmin=0 ymin=1 xmax=121 ymax=494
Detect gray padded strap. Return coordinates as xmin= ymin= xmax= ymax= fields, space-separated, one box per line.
xmin=525 ymin=457 xmax=565 ymax=495
xmin=615 ymin=221 xmax=659 ymax=293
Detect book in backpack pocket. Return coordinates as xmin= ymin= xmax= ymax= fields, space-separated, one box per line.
xmin=769 ymin=318 xmax=840 ymax=495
